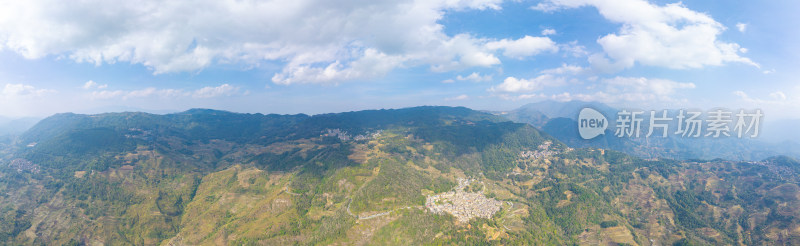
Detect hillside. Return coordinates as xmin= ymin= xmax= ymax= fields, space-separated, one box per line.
xmin=0 ymin=106 xmax=798 ymax=245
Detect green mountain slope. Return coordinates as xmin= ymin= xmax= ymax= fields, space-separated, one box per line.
xmin=0 ymin=106 xmax=798 ymax=245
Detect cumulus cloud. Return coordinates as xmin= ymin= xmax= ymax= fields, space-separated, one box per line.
xmin=90 ymin=90 xmax=126 ymax=100
xmin=91 ymin=84 xmax=239 ymax=100
xmin=532 ymin=0 xmax=757 ymax=71
xmin=192 ymin=84 xmax=238 ymax=98
xmin=271 ymin=48 xmax=408 ymax=85
xmin=733 ymin=91 xmax=762 ymax=104
xmin=602 ymin=76 xmax=695 ymax=99
xmin=0 ymin=0 xmax=516 ymax=84
xmin=456 ymin=72 xmax=493 ymax=82
xmin=445 ymin=94 xmax=470 ymax=101
xmin=92 ymin=87 xmax=183 ymax=100
xmin=540 ymin=64 xmax=585 ymax=75
xmin=541 ymin=28 xmax=557 ymax=36
xmin=83 ymin=80 xmax=108 ymax=89
xmin=577 ymin=77 xmax=693 ymax=103
xmin=560 ymin=41 xmax=588 ymax=57
xmin=489 ymin=74 xmax=565 ymax=93
xmin=500 ymin=76 xmax=695 ymax=104
xmin=2 ymin=83 xmax=55 ymax=97
xmin=736 ymin=23 xmax=747 ymax=33
xmin=486 ymin=35 xmax=558 ymax=59
xmin=489 ymin=63 xmax=585 ymax=93
xmin=734 ymin=90 xmax=793 ymax=105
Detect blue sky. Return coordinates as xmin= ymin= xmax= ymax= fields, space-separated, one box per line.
xmin=0 ymin=0 xmax=798 ymax=120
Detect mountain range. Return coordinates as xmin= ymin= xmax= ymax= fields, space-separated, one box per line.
xmin=0 ymin=106 xmax=798 ymax=245
xmin=493 ymin=100 xmax=800 ymax=161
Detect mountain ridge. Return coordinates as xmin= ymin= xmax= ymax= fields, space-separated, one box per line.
xmin=0 ymin=106 xmax=798 ymax=245
xmin=496 ymin=100 xmax=800 ymax=161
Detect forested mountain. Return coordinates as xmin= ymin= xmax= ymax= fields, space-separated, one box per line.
xmin=0 ymin=106 xmax=798 ymax=245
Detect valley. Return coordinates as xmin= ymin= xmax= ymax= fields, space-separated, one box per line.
xmin=0 ymin=106 xmax=797 ymax=245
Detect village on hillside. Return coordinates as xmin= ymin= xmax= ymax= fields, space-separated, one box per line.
xmin=425 ymin=178 xmax=503 ymax=223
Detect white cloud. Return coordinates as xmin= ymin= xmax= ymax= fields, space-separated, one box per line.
xmin=733 ymin=90 xmax=765 ymax=104
xmin=739 ymin=47 xmax=748 ymax=53
xmin=486 ymin=35 xmax=558 ymax=59
xmin=560 ymin=41 xmax=588 ymax=57
xmin=425 ymin=34 xmax=502 ymax=72
xmin=736 ymin=23 xmax=747 ymax=33
xmin=530 ymin=2 xmax=562 ymax=12
xmin=445 ymin=94 xmax=470 ymax=101
xmin=2 ymin=83 xmax=55 ymax=97
xmin=489 ymin=64 xmax=583 ymax=94
xmin=769 ymin=91 xmax=787 ymax=101
xmin=533 ymin=78 xmax=694 ymax=103
xmin=603 ymin=76 xmax=695 ymax=98
xmin=91 ymin=90 xmax=126 ymax=100
xmin=490 ymin=74 xmax=565 ymax=93
xmin=734 ymin=90 xmax=795 ymax=105
xmin=733 ymin=90 xmax=748 ymax=99
xmin=533 ymin=0 xmax=758 ymax=71
xmin=498 ymin=76 xmax=695 ymax=104
xmin=540 ymin=64 xmax=585 ymax=75
xmin=271 ymin=48 xmax=409 ymax=85
xmin=83 ymin=80 xmax=108 ymax=89
xmin=192 ymin=84 xmax=238 ymax=98
xmin=0 ymin=84 xmax=58 ymax=117
xmin=456 ymin=72 xmax=493 ymax=82
xmin=541 ymin=28 xmax=557 ymax=36
xmin=91 ymin=84 xmax=239 ymax=100
xmin=441 ymin=79 xmax=455 ymax=83
xmin=92 ymin=87 xmax=183 ymax=100
xmin=513 ymin=92 xmax=586 ymax=102
xmin=0 ymin=0 xmax=512 ymax=84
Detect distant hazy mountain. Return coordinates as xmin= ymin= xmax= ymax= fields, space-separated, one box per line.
xmin=0 ymin=116 xmax=40 ymax=136
xmin=761 ymin=118 xmax=800 ymax=143
xmin=493 ymin=100 xmax=616 ymax=128
xmin=496 ymin=100 xmax=800 ymax=161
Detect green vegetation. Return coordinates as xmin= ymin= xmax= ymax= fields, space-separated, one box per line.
xmin=0 ymin=106 xmax=796 ymax=245
xmin=600 ymin=220 xmax=618 ymax=228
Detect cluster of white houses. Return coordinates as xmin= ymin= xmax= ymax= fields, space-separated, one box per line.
xmin=425 ymin=178 xmax=502 ymax=223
